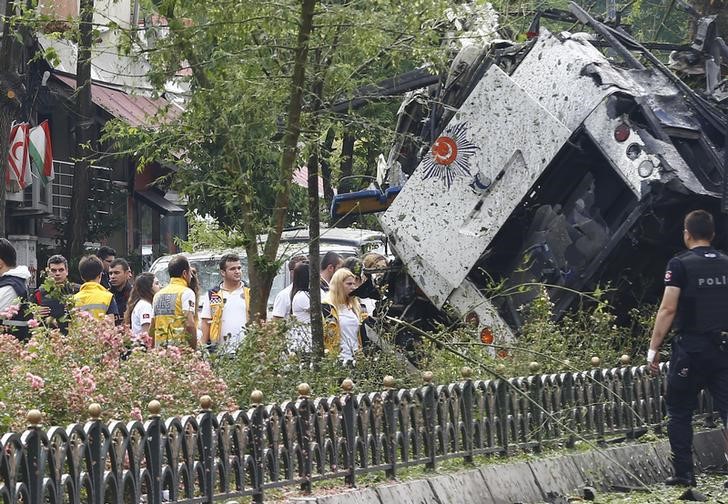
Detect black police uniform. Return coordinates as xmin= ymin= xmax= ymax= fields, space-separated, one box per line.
xmin=664 ymin=246 xmax=728 ymax=482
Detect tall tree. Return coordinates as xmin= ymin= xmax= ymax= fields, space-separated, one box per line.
xmin=66 ymin=0 xmax=95 ymax=260
xmin=256 ymin=0 xmax=317 ymax=320
xmin=106 ymin=0 xmax=451 ymax=320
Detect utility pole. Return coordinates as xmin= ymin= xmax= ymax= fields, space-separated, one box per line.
xmin=66 ymin=0 xmax=94 ymax=260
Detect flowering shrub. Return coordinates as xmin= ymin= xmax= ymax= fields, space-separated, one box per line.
xmin=0 ymin=308 xmax=233 ymax=431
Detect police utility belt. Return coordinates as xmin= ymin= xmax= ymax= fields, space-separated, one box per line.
xmin=676 ymin=331 xmax=728 ymax=351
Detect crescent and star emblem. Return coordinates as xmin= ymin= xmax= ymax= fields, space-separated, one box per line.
xmin=432 ymin=137 xmax=458 ymax=165
xmin=421 ymin=122 xmax=478 ymax=189
xmin=8 ymin=139 xmax=26 ymax=182
xmin=11 ymin=141 xmax=24 ymax=161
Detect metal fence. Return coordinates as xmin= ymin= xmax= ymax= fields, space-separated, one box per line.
xmin=0 ymin=361 xmax=709 ymax=504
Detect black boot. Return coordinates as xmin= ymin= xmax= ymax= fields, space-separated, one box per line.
xmin=665 ymin=474 xmax=696 ymax=487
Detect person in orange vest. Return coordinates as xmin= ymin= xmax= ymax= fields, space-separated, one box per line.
xmin=73 ymin=255 xmax=119 ymax=320
xmin=149 ymin=255 xmax=197 ymax=349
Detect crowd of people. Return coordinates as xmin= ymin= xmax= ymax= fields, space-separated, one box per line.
xmin=0 ymin=237 xmax=389 ymax=364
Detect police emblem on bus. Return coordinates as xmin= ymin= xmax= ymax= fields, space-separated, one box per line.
xmin=421 ymin=122 xmax=478 ymax=188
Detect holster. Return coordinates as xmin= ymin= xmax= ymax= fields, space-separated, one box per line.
xmin=719 ymin=331 xmax=728 ymax=351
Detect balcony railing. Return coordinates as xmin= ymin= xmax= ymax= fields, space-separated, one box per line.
xmin=0 ymin=361 xmax=709 ymax=504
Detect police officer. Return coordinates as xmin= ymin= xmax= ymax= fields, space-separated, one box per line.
xmin=648 ymin=209 xmax=728 ymax=487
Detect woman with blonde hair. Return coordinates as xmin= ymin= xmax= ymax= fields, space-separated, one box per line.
xmin=322 ymin=268 xmax=368 ymax=364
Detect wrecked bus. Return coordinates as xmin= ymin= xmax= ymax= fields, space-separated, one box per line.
xmin=334 ymin=3 xmax=728 ymax=343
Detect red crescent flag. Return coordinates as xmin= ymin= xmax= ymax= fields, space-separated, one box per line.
xmin=6 ymin=122 xmax=30 ymax=192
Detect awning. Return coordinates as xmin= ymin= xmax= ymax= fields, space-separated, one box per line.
xmin=135 ymin=189 xmax=185 ymax=215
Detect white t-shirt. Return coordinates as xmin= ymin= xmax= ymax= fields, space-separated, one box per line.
xmin=180 ymin=289 xmax=197 ymax=313
xmin=271 ymin=284 xmax=293 ymax=318
xmin=131 ymin=299 xmax=154 ymax=335
xmin=361 ymin=298 xmax=376 ymax=318
xmin=338 ymin=306 xmax=360 ymax=362
xmin=291 ymin=291 xmax=311 ymax=324
xmin=290 ymin=291 xmax=312 ymax=352
xmin=200 ymin=284 xmax=247 ymax=354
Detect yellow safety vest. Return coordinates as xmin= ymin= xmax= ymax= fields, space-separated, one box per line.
xmin=153 ymin=277 xmax=194 ymax=346
xmin=322 ymin=300 xmax=367 ymax=355
xmin=207 ymin=284 xmax=251 ymax=343
xmin=73 ymin=282 xmax=113 ymax=320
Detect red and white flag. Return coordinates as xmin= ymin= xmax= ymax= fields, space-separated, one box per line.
xmin=6 ymin=122 xmax=31 ymax=192
xmin=29 ymin=120 xmax=54 ymax=185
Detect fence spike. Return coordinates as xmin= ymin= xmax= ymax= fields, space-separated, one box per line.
xmin=26 ymin=408 xmax=42 ymax=427
xmin=341 ymin=378 xmax=354 ymax=393
xmin=250 ymin=389 xmax=264 ymax=405
xmin=88 ymin=403 xmax=102 ymax=420
xmin=298 ymin=382 xmax=311 ymax=398
xmin=422 ymin=370 xmax=434 ymax=384
xmin=199 ymin=394 xmax=213 ymax=411
xmin=383 ymin=375 xmax=396 ymax=389
xmin=148 ymin=399 xmax=162 ymax=417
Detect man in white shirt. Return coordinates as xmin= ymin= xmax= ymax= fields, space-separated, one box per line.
xmin=271 ymin=254 xmax=308 ymax=320
xmin=200 ymin=253 xmax=249 ymax=354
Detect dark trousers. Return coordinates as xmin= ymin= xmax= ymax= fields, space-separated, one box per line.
xmin=666 ymin=340 xmax=728 ymax=477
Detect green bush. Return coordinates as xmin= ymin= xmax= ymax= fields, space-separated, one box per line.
xmin=417 ymin=287 xmax=658 ymax=382
xmin=212 ymin=320 xmax=420 ymax=404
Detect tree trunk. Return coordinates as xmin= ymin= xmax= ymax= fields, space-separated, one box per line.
xmin=307 ymin=145 xmax=324 ymax=358
xmin=338 ymin=132 xmax=355 ymax=193
xmin=252 ymin=0 xmax=316 ymax=319
xmin=0 ymin=109 xmax=11 ymax=236
xmin=0 ymin=0 xmax=23 ymax=237
xmin=245 ymin=247 xmax=275 ymax=324
xmin=65 ymin=0 xmax=94 ymax=261
xmin=320 ymin=127 xmax=335 ymax=208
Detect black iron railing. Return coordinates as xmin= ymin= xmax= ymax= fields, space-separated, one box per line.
xmin=0 ymin=361 xmax=705 ymax=504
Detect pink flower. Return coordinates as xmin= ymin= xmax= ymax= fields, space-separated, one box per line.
xmin=130 ymin=407 xmax=142 ymax=421
xmin=72 ymin=366 xmax=97 ymax=394
xmin=27 ymin=319 xmax=40 ymax=329
xmin=0 ymin=304 xmax=19 ymax=319
xmin=165 ymin=346 xmax=182 ymax=361
xmin=25 ymin=372 xmax=45 ymax=390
